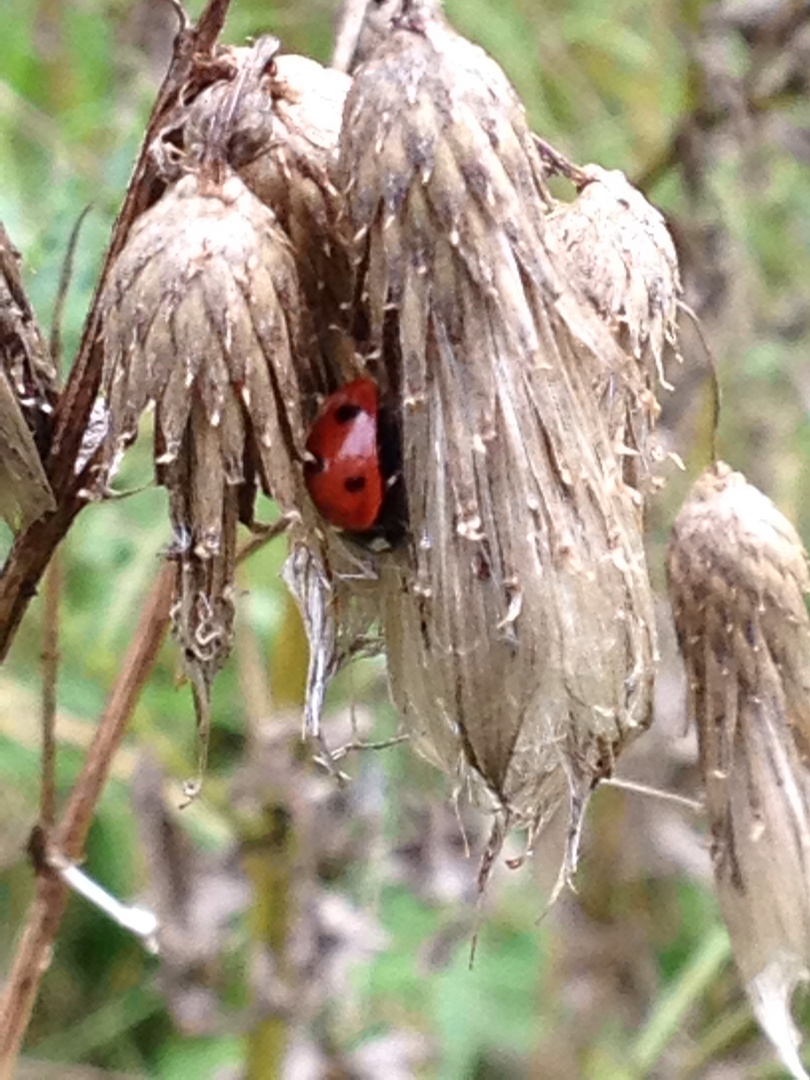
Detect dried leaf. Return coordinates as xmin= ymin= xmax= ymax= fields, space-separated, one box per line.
xmin=0 ymin=225 xmax=56 ymax=529
xmin=668 ymin=462 xmax=810 ymax=1080
xmin=338 ymin=1 xmax=658 ymax=875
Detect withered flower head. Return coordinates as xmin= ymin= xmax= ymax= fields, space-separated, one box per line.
xmin=184 ymin=42 xmax=354 ymax=375
xmin=545 ymin=164 xmax=681 ymax=492
xmin=100 ymin=164 xmax=312 ymax=790
xmin=337 ymin=5 xmax=659 ymax=878
xmin=668 ymin=462 xmax=810 ymax=1080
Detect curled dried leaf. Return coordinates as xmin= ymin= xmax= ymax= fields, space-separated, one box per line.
xmin=337 ymin=3 xmax=658 ymax=877
xmin=668 ymin=462 xmax=810 ymax=1080
xmin=0 ymin=225 xmax=56 ymax=529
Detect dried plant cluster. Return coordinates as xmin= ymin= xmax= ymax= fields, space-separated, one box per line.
xmin=94 ymin=0 xmax=680 ymax=857
xmin=668 ymin=463 xmax=810 ymax=1080
xmin=6 ymin=0 xmax=810 ymax=1071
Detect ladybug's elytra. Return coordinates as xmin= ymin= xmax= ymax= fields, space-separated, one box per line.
xmin=304 ymin=378 xmax=385 ymax=532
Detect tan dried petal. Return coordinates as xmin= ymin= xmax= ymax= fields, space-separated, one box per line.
xmin=339 ymin=8 xmax=658 ymax=867
xmin=668 ymin=462 xmax=810 ymax=1080
xmin=546 ymin=165 xmax=680 ymax=490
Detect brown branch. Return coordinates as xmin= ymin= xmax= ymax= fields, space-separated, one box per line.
xmin=0 ymin=514 xmax=290 ymax=1075
xmin=0 ymin=561 xmax=174 ymax=1080
xmin=40 ymin=553 xmax=61 ymax=828
xmin=0 ymin=0 xmax=233 ymax=662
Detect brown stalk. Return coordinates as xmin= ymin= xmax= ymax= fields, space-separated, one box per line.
xmin=0 ymin=0 xmax=232 ymax=661
xmin=39 ymin=553 xmax=61 ymax=829
xmin=0 ymin=560 xmax=174 ymax=1080
xmin=0 ymin=514 xmax=290 ymax=1076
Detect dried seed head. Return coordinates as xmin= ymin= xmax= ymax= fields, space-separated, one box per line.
xmin=0 ymin=225 xmax=55 ymax=529
xmin=337 ymin=9 xmax=658 ymax=875
xmin=668 ymin=462 xmax=810 ymax=1080
xmin=100 ymin=169 xmax=312 ymax=735
xmin=546 ymin=165 xmax=681 ymax=490
xmin=184 ymin=44 xmax=354 ymax=375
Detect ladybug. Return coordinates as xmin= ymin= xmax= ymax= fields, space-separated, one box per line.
xmin=304 ymin=378 xmax=386 ymax=533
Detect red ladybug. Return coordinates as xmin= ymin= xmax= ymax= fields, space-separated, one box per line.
xmin=304 ymin=378 xmax=384 ymax=532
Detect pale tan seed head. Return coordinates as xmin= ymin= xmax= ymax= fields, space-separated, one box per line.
xmin=336 ymin=5 xmax=660 ymax=877
xmin=668 ymin=462 xmax=810 ymax=1079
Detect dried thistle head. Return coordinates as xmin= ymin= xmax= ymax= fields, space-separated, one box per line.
xmin=336 ymin=5 xmax=658 ymax=878
xmin=668 ymin=462 xmax=810 ymax=1079
xmin=545 ymin=164 xmax=681 ymax=493
xmin=183 ymin=41 xmax=354 ymax=376
xmin=99 ymin=165 xmax=313 ymax=790
xmin=0 ymin=225 xmax=55 ymax=529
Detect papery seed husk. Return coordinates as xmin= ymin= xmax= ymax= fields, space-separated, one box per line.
xmin=668 ymin=462 xmax=810 ymax=1080
xmin=339 ymin=3 xmax=658 ymax=859
xmin=545 ymin=165 xmax=680 ymax=492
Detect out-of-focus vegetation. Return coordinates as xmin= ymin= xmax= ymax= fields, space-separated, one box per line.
xmin=2 ymin=0 xmax=810 ymax=1077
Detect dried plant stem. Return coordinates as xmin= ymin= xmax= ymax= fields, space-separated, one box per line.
xmin=331 ymin=0 xmax=370 ymax=72
xmin=0 ymin=562 xmax=174 ymax=1080
xmin=49 ymin=206 xmax=92 ymax=369
xmin=40 ymin=551 xmax=61 ymax=828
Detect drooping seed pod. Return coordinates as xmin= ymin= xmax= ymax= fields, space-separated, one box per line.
xmin=668 ymin=462 xmax=810 ymax=1080
xmin=150 ymin=38 xmax=384 ymax=771
xmin=545 ymin=163 xmax=681 ymax=494
xmin=0 ymin=225 xmax=55 ymax=529
xmin=337 ymin=0 xmax=659 ymax=873
xmin=100 ymin=166 xmax=313 ymax=789
xmin=183 ymin=40 xmax=354 ymax=379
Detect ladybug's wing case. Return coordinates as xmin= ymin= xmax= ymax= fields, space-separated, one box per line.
xmin=340 ymin=6 xmax=657 ymax=835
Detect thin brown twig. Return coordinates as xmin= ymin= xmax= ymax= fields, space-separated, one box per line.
xmin=0 ymin=560 xmax=174 ymax=1080
xmin=40 ymin=551 xmax=61 ymax=829
xmin=0 ymin=2 xmax=236 ymax=1071
xmin=0 ymin=514 xmax=292 ymax=1076
xmin=48 ymin=206 xmax=92 ymax=372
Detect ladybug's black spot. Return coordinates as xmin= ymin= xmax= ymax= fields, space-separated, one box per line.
xmin=344 ymin=475 xmax=367 ymax=493
xmin=334 ymin=403 xmax=362 ymax=424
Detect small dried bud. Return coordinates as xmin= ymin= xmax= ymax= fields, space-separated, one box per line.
xmin=184 ymin=43 xmax=354 ymax=374
xmin=668 ymin=462 xmax=810 ymax=1080
xmin=337 ymin=9 xmax=658 ymax=878
xmin=100 ymin=169 xmax=312 ymax=753
xmin=0 ymin=225 xmax=55 ymax=529
xmin=546 ymin=165 xmax=681 ymax=491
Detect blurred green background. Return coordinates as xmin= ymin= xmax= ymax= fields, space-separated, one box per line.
xmin=2 ymin=0 xmax=810 ymax=1077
